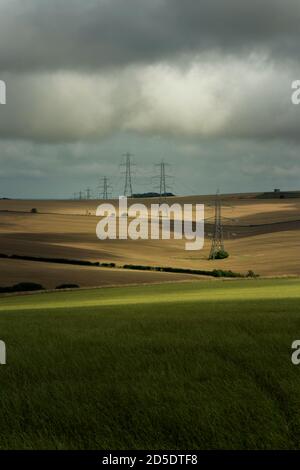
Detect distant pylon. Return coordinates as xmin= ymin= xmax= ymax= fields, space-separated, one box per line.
xmin=121 ymin=152 xmax=133 ymax=197
xmin=209 ymin=191 xmax=225 ymax=259
xmin=86 ymin=188 xmax=92 ymax=200
xmin=98 ymin=177 xmax=112 ymax=200
xmin=159 ymin=161 xmax=167 ymax=199
xmin=154 ymin=160 xmax=172 ymax=202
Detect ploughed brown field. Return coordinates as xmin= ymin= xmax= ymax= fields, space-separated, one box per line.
xmin=0 ymin=192 xmax=299 ymax=288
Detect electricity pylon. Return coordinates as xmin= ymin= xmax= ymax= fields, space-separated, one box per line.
xmin=86 ymin=188 xmax=92 ymax=200
xmin=121 ymin=152 xmax=134 ymax=196
xmin=159 ymin=161 xmax=167 ymax=198
xmin=209 ymin=191 xmax=225 ymax=259
xmin=153 ymin=161 xmax=172 ymax=202
xmin=98 ymin=176 xmax=112 ymax=200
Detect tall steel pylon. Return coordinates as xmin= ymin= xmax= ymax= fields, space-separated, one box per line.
xmin=121 ymin=152 xmax=134 ymax=197
xmin=154 ymin=161 xmax=172 ymax=202
xmin=209 ymin=191 xmax=225 ymax=259
xmin=98 ymin=176 xmax=112 ymax=200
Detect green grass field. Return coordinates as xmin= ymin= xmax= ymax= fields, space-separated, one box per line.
xmin=0 ymin=278 xmax=300 ymax=449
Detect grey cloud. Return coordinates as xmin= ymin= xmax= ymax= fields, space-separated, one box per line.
xmin=0 ymin=0 xmax=300 ymax=72
xmin=0 ymin=0 xmax=299 ymax=144
xmin=0 ymin=54 xmax=299 ymax=142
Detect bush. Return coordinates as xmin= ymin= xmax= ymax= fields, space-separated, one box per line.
xmin=123 ymin=264 xmax=245 ymax=278
xmin=123 ymin=264 xmax=152 ymax=271
xmin=212 ymin=269 xmax=242 ymax=278
xmin=55 ymin=284 xmax=80 ymax=290
xmin=30 ymin=208 xmax=38 ymax=214
xmin=246 ymin=270 xmax=259 ymax=278
xmin=0 ymin=282 xmax=45 ymax=293
xmin=12 ymin=282 xmax=44 ymax=292
xmin=9 ymin=254 xmax=99 ymax=267
xmin=213 ymin=250 xmax=229 ymax=259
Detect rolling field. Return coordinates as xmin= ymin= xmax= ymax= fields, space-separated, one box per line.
xmin=0 ymin=278 xmax=300 ymax=449
xmin=0 ymin=193 xmax=300 ymax=288
xmin=0 ymin=259 xmax=200 ymax=289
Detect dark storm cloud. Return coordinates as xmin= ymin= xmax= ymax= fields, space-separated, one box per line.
xmin=0 ymin=54 xmax=298 ymax=143
xmin=0 ymin=0 xmax=299 ymax=144
xmin=1 ymin=0 xmax=300 ymax=198
xmin=0 ymin=0 xmax=299 ymax=72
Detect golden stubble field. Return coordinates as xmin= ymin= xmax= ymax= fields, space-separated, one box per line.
xmin=0 ymin=193 xmax=299 ymax=288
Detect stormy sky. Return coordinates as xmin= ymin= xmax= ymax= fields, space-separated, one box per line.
xmin=0 ymin=0 xmax=300 ymax=198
